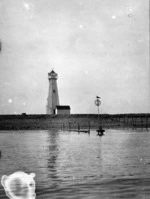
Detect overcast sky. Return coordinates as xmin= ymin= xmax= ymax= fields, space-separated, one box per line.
xmin=0 ymin=0 xmax=149 ymax=114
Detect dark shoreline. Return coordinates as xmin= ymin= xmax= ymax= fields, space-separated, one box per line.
xmin=0 ymin=113 xmax=149 ymax=131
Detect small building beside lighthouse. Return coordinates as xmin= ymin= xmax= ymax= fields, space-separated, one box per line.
xmin=46 ymin=70 xmax=71 ymax=115
xmin=56 ymin=105 xmax=70 ymax=115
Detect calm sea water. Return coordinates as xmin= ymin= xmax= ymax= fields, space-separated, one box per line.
xmin=0 ymin=129 xmax=150 ymax=199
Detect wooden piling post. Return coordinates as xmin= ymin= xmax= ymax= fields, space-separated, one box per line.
xmin=132 ymin=116 xmax=135 ymax=129
xmin=145 ymin=116 xmax=148 ymax=131
xmin=126 ymin=116 xmax=128 ymax=127
xmin=141 ymin=116 xmax=143 ymax=130
xmin=68 ymin=122 xmax=71 ymax=131
xmin=134 ymin=118 xmax=136 ymax=129
xmin=123 ymin=115 xmax=125 ymax=126
xmin=78 ymin=123 xmax=80 ymax=131
xmin=88 ymin=121 xmax=90 ymax=133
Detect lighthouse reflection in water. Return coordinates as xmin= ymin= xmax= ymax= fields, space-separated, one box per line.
xmin=0 ymin=129 xmax=150 ymax=199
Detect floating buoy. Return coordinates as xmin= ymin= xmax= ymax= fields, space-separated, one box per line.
xmin=96 ymin=126 xmax=105 ymax=136
xmin=97 ymin=129 xmax=105 ymax=136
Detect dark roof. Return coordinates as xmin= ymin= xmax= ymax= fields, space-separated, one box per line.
xmin=56 ymin=106 xmax=70 ymax=110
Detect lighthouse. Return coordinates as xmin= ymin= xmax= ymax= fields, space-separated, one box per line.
xmin=46 ymin=70 xmax=59 ymax=114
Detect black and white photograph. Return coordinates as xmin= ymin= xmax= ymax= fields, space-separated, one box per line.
xmin=0 ymin=0 xmax=149 ymax=198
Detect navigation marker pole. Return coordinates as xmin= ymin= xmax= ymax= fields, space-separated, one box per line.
xmin=95 ymin=96 xmax=101 ymax=127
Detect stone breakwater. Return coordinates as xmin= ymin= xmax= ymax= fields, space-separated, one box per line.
xmin=0 ymin=114 xmax=150 ymax=130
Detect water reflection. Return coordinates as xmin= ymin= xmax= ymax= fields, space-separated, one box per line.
xmin=0 ymin=130 xmax=150 ymax=199
xmin=46 ymin=130 xmax=60 ymax=187
xmin=97 ymin=138 xmax=104 ymax=177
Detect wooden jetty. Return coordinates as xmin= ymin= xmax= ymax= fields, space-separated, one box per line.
xmin=68 ymin=122 xmax=90 ymax=133
xmin=77 ymin=129 xmax=90 ymax=133
xmin=77 ymin=122 xmax=90 ymax=133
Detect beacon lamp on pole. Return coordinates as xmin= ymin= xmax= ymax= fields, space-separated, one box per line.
xmin=95 ymin=96 xmax=101 ymax=126
xmin=95 ymin=96 xmax=105 ymax=136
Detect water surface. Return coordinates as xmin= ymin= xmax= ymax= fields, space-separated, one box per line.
xmin=0 ymin=129 xmax=150 ymax=199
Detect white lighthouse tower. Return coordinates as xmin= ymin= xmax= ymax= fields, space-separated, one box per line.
xmin=47 ymin=70 xmax=59 ymax=114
